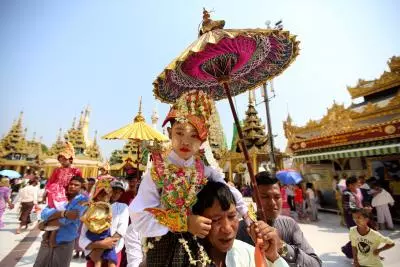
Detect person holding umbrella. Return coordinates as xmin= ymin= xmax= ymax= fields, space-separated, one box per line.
xmin=129 ymin=90 xmax=250 ymax=266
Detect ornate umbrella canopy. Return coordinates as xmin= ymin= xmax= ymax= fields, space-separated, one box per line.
xmin=152 ymin=9 xmax=300 ymax=223
xmin=153 ymin=11 xmax=299 ymax=103
xmin=102 ymin=99 xmax=168 ymax=142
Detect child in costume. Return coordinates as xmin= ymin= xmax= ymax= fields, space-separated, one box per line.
xmin=130 ymin=90 xmax=250 ymax=266
xmin=81 ymin=178 xmax=117 ymax=267
xmin=97 ymin=161 xmax=114 ymax=181
xmin=41 ymin=142 xmax=81 ymax=245
xmin=46 ymin=141 xmax=82 ymax=210
xmin=350 ymin=208 xmax=395 ymax=267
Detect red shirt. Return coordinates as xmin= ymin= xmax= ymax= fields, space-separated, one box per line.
xmin=118 ymin=190 xmax=136 ymax=206
xmin=294 ymin=188 xmax=304 ymax=203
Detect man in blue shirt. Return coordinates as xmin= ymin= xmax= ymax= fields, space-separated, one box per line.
xmin=33 ymin=176 xmax=88 ymax=267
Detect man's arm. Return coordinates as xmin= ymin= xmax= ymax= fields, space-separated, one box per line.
xmin=352 ymin=246 xmax=359 ymax=267
xmin=276 ymin=217 xmax=322 ymax=267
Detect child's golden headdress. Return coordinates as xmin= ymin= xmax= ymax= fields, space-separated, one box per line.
xmin=58 ymin=141 xmax=75 ymax=160
xmin=162 ymin=90 xmax=216 ymax=141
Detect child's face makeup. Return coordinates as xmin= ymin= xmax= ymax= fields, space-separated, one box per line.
xmin=353 ymin=212 xmax=369 ymax=228
xmin=169 ymin=122 xmax=202 ymax=160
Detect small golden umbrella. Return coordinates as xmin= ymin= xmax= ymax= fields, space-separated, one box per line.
xmin=102 ymin=98 xmax=168 ymax=178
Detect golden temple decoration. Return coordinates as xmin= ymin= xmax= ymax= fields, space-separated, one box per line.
xmin=347 ymin=56 xmax=400 ymax=99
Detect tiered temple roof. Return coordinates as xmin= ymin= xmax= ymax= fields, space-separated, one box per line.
xmin=234 ymin=91 xmax=268 ymax=153
xmin=284 ymin=56 xmax=400 ymax=158
xmin=0 ymin=112 xmax=46 ymax=171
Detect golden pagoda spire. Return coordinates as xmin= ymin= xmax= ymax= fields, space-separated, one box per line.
xmin=248 ymin=89 xmax=255 ymax=105
xmin=72 ymin=117 xmax=76 ymax=129
xmin=93 ymin=130 xmax=98 ymax=145
xmin=17 ymin=111 xmax=23 ymax=126
xmin=78 ymin=110 xmax=84 ymax=129
xmin=134 ymin=96 xmax=145 ymax=122
xmin=57 ymin=128 xmax=62 ymax=142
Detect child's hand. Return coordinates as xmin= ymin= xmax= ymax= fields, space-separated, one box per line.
xmin=187 ymin=215 xmax=212 ymax=238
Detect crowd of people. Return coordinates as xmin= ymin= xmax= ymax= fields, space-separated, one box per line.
xmin=0 ymin=90 xmax=396 ymax=267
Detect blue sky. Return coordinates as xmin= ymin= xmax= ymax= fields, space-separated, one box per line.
xmin=1 ymin=0 xmax=399 ymax=158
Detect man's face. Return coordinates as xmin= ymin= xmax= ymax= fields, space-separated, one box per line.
xmin=168 ymin=122 xmax=202 ymax=160
xmin=111 ymin=188 xmax=124 ymax=202
xmin=58 ymin=156 xmax=71 ymax=167
xmin=67 ymin=180 xmax=82 ymax=195
xmin=202 ymin=201 xmax=238 ymax=253
xmin=256 ymin=184 xmax=282 ymax=222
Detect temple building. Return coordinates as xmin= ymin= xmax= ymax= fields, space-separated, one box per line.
xmin=221 ymin=91 xmax=286 ymax=185
xmin=43 ymin=106 xmax=102 ymax=178
xmin=284 ymin=56 xmax=400 ymax=215
xmin=0 ymin=112 xmax=45 ymax=173
xmin=0 ymin=107 xmax=102 ymax=179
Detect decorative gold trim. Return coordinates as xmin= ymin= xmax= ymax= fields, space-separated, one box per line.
xmin=347 ymin=56 xmax=400 ymax=99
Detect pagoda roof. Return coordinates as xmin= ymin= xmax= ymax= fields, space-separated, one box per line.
xmin=284 ymin=56 xmax=400 ymax=154
xmin=347 ymin=56 xmax=400 ymax=99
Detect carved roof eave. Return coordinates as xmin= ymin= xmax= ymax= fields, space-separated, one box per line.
xmin=289 ymin=119 xmax=400 ymax=153
xmin=285 ymin=92 xmax=400 ymax=141
xmin=347 ymin=71 xmax=400 ymax=99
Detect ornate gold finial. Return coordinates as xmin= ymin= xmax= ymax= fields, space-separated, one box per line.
xmin=78 ymin=111 xmax=84 ymax=129
xmin=72 ymin=117 xmax=76 ymax=129
xmin=199 ymin=8 xmax=225 ymax=36
xmin=17 ymin=111 xmax=24 ymax=125
xmin=134 ymin=97 xmax=145 ymax=123
xmin=248 ymin=89 xmax=255 ymax=105
xmin=56 ymin=128 xmax=62 ymax=142
xmin=93 ymin=130 xmax=98 ymax=144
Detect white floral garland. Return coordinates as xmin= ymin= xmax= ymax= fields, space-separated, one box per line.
xmin=178 ymin=235 xmax=211 ymax=266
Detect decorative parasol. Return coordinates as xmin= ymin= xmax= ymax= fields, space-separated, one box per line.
xmin=102 ymin=98 xmax=169 ymax=179
xmin=153 ymin=9 xmax=299 ymax=221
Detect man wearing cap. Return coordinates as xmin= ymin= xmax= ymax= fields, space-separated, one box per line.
xmin=236 ymin=171 xmax=322 ymax=267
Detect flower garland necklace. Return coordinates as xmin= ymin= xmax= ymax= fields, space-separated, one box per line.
xmin=179 ymin=235 xmax=211 ymax=266
xmin=151 ymin=152 xmax=207 ymax=213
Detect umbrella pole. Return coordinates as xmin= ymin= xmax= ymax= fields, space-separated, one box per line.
xmin=221 ymin=82 xmax=266 ymax=222
xmin=136 ymin=141 xmax=140 ymax=180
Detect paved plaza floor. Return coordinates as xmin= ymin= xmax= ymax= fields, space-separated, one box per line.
xmin=1 ymin=207 xmax=399 ymax=267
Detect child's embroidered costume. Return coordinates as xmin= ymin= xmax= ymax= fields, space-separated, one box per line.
xmin=46 ymin=142 xmax=82 ymax=210
xmin=130 ymin=90 xmax=248 ymax=266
